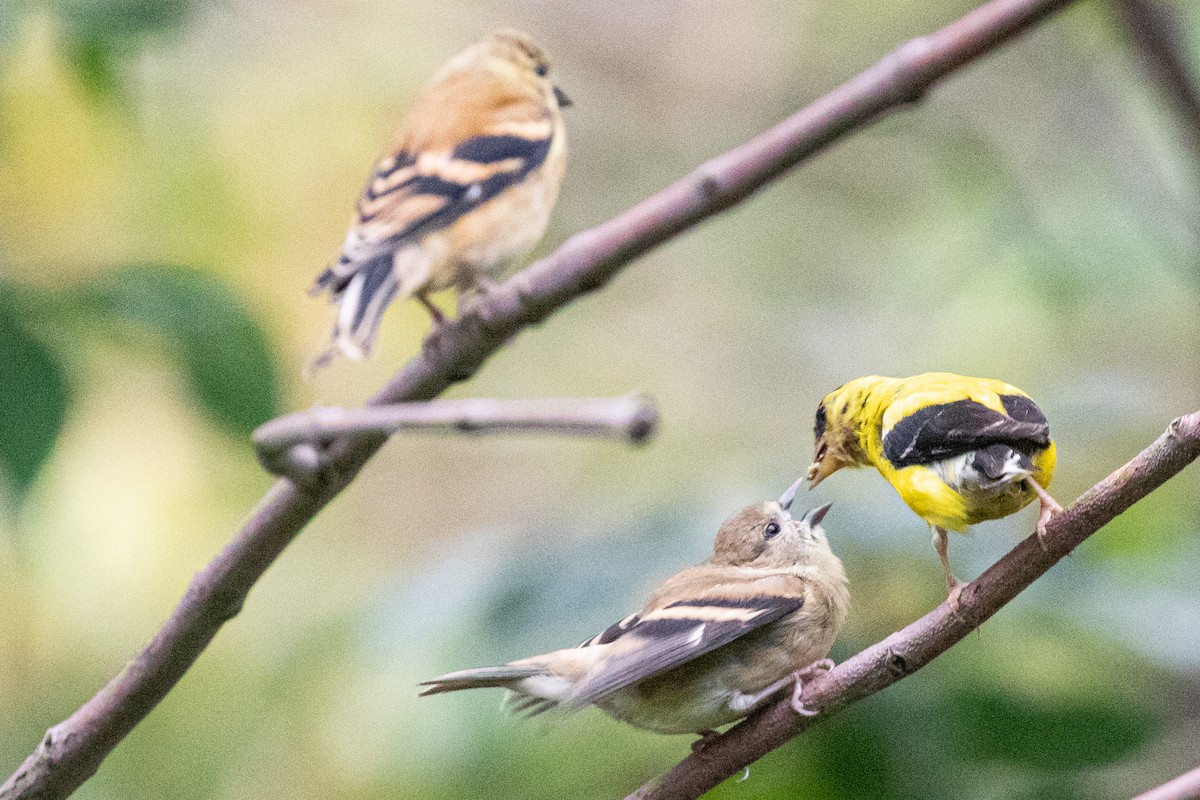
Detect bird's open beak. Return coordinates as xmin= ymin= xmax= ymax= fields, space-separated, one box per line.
xmin=800 ymin=502 xmax=833 ymax=528
xmin=553 ymin=85 xmax=572 ymax=107
xmin=778 ymin=477 xmax=805 ymax=511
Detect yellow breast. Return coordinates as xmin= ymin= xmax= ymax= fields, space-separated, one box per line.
xmin=858 ymin=374 xmax=1056 ymax=532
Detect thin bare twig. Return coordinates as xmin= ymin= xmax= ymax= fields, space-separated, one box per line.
xmin=253 ymin=395 xmax=658 ymax=485
xmin=1112 ymin=0 xmax=1200 ymax=161
xmin=1132 ymin=764 xmax=1200 ymax=800
xmin=627 ymin=410 xmax=1200 ymax=800
xmin=0 ymin=0 xmax=1084 ymax=797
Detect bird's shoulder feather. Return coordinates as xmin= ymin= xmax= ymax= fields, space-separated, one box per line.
xmin=881 ymin=375 xmax=1021 ymax=430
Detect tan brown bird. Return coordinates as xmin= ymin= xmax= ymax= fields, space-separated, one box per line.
xmin=312 ymin=29 xmax=569 ymax=364
xmin=420 ymin=480 xmax=849 ymax=735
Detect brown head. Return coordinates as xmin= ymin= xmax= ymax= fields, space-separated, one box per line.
xmin=438 ymin=29 xmax=571 ymax=112
xmin=711 ymin=478 xmax=835 ymax=568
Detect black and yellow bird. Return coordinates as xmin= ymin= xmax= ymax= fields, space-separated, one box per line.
xmin=808 ymin=373 xmax=1059 ymax=600
xmin=419 ymin=480 xmax=849 ymax=735
xmin=312 ymin=29 xmax=570 ymax=363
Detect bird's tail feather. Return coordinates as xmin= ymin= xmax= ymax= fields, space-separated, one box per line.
xmin=418 ymin=664 xmax=547 ymax=696
xmin=504 ymin=694 xmax=558 ymax=718
xmin=311 ymin=255 xmax=401 ymax=370
xmin=973 ymin=444 xmax=1035 ymax=489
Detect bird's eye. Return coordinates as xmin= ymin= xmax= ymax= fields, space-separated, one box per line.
xmin=814 ymin=405 xmax=827 ymax=439
xmin=535 ymin=63 xmax=549 ymax=77
xmin=764 ymin=521 xmax=782 ymax=539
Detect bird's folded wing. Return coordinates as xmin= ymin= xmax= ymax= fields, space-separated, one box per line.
xmin=565 ymin=595 xmax=804 ymax=709
xmin=883 ymin=397 xmax=1050 ymax=468
xmin=316 ymin=112 xmax=555 ymax=289
xmin=360 ymin=134 xmax=551 ymax=241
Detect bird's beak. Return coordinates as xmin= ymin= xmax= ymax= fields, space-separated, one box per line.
xmin=800 ymin=502 xmax=833 ymax=528
xmin=778 ymin=477 xmax=805 ymax=511
xmin=807 ymin=442 xmax=831 ymax=488
xmin=553 ymin=85 xmax=572 ymax=108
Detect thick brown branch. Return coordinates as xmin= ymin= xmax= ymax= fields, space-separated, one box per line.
xmin=0 ymin=0 xmax=1084 ymax=797
xmin=1131 ymin=764 xmax=1200 ymax=800
xmin=252 ymin=395 xmax=657 ymax=485
xmin=628 ymin=410 xmax=1200 ymax=800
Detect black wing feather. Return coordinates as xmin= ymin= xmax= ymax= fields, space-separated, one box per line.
xmin=565 ymin=595 xmax=804 ymax=709
xmin=883 ymin=396 xmax=1050 ymax=468
xmin=1000 ymin=394 xmax=1048 ymax=426
xmin=578 ymin=613 xmax=640 ymax=648
xmin=369 ymin=134 xmax=551 ymax=247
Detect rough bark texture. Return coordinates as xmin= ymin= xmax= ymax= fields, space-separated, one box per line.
xmin=252 ymin=395 xmax=657 ymax=484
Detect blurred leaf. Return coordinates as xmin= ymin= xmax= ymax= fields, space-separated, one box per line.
xmin=66 ymin=34 xmax=121 ymax=97
xmin=950 ymin=689 xmax=1155 ymax=770
xmin=0 ymin=294 xmax=70 ymax=500
xmin=710 ymin=710 xmax=906 ymax=800
xmin=55 ymin=0 xmax=191 ymax=96
xmin=74 ymin=265 xmax=279 ymax=438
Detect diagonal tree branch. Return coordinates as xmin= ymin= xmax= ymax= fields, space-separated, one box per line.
xmin=1131 ymin=764 xmax=1200 ymax=800
xmin=627 ymin=410 xmax=1200 ymax=800
xmin=0 ymin=0 xmax=1085 ymax=798
xmin=1111 ymin=0 xmax=1200 ymax=163
xmin=252 ymin=395 xmax=657 ymax=485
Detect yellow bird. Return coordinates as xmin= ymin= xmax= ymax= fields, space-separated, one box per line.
xmin=311 ymin=29 xmax=570 ymax=364
xmin=419 ymin=481 xmax=849 ymax=735
xmin=807 ymin=373 xmax=1060 ymax=600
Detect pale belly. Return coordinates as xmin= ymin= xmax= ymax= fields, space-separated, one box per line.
xmin=593 ymin=618 xmax=836 ymax=734
xmin=434 ymin=168 xmax=558 ymax=291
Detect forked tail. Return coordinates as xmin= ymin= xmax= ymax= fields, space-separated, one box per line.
xmin=311 ymin=254 xmax=399 ymax=368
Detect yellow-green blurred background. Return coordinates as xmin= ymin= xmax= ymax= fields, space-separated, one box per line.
xmin=2 ymin=1 xmax=1199 ymax=798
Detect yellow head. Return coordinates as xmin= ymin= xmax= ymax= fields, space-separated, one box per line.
xmin=438 ymin=29 xmax=571 ymax=112
xmin=808 ymin=376 xmax=888 ymax=487
xmin=712 ymin=479 xmax=835 ymax=568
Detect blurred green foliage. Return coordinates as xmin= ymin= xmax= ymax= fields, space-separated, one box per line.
xmin=0 ymin=265 xmax=278 ymax=502
xmin=0 ymin=4 xmax=15 ymax=49
xmin=66 ymin=265 xmax=280 ymax=439
xmin=0 ymin=0 xmax=1198 ymax=799
xmin=0 ymin=293 xmax=68 ymax=498
xmin=55 ymin=0 xmax=190 ymax=96
xmin=949 ymin=690 xmax=1154 ymax=769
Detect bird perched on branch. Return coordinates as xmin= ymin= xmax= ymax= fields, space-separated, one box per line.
xmin=311 ymin=29 xmax=570 ymax=364
xmin=808 ymin=372 xmax=1059 ymax=603
xmin=420 ymin=480 xmax=849 ymax=735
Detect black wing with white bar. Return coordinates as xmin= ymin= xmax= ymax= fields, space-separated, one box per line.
xmin=566 ymin=595 xmax=804 ymax=709
xmin=883 ymin=397 xmax=1050 ymax=468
